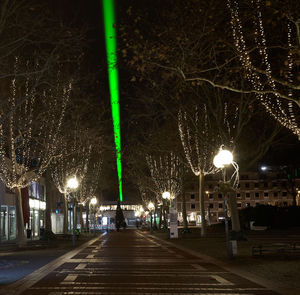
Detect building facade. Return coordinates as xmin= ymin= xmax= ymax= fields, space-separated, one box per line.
xmin=0 ymin=179 xmax=47 ymax=242
xmin=176 ymin=169 xmax=300 ymax=225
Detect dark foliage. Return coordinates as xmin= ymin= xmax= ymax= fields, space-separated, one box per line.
xmin=239 ymin=205 xmax=300 ymax=229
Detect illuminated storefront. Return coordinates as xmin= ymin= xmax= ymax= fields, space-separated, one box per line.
xmin=0 ymin=205 xmax=16 ymax=241
xmin=0 ymin=182 xmax=17 ymax=242
xmin=27 ymin=181 xmax=46 ymax=239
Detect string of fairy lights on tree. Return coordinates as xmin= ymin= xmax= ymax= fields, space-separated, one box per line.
xmin=50 ymin=133 xmax=92 ymax=198
xmin=178 ymin=106 xmax=220 ymax=177
xmin=227 ymin=0 xmax=300 ymax=138
xmin=78 ymin=154 xmax=102 ymax=205
xmin=0 ymin=57 xmax=71 ymax=190
xmin=146 ymin=153 xmax=181 ymax=200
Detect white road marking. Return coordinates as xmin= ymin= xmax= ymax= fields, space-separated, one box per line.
xmin=191 ymin=263 xmax=207 ymax=270
xmin=63 ymin=274 xmax=77 ymax=282
xmin=74 ymin=263 xmax=87 ymax=270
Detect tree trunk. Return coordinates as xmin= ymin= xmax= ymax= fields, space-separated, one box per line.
xmin=163 ymin=203 xmax=168 ymax=229
xmin=86 ymin=203 xmax=89 ymax=232
xmin=45 ymin=170 xmax=52 ymax=233
xmin=199 ymin=171 xmax=206 ymax=237
xmin=153 ymin=201 xmax=157 ymax=229
xmin=181 ymin=188 xmax=188 ymax=229
xmin=158 ymin=205 xmax=162 ymax=230
xmin=16 ymin=187 xmax=26 ymax=246
xmin=79 ymin=204 xmax=84 ymax=232
xmin=63 ymin=193 xmax=68 ymax=234
xmin=228 ymin=192 xmax=241 ymax=232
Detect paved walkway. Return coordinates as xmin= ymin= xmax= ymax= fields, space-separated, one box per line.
xmin=4 ymin=230 xmax=280 ymax=295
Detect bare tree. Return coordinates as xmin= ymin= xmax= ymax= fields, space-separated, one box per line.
xmin=226 ymin=0 xmax=300 ymax=138
xmin=50 ymin=130 xmax=91 ymax=234
xmin=0 ymin=59 xmax=71 ymax=245
xmin=178 ymin=104 xmax=220 ymax=237
xmin=146 ymin=153 xmax=182 ymax=230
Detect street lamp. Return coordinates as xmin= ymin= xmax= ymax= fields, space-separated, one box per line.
xmin=148 ymin=202 xmax=155 ymax=233
xmin=66 ymin=176 xmax=79 ymax=247
xmin=162 ymin=191 xmax=174 ymax=207
xmin=67 ymin=177 xmax=79 ymax=190
xmin=206 ymin=191 xmax=211 ymax=226
xmin=213 ymin=147 xmax=234 ymax=259
xmin=90 ymin=197 xmax=97 ymax=205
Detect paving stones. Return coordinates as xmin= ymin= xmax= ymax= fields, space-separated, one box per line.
xmin=6 ymin=230 xmax=280 ymax=295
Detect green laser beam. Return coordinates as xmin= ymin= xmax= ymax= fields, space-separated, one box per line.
xmin=102 ymin=0 xmax=123 ymax=201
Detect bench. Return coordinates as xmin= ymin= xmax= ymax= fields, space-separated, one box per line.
xmin=252 ymin=242 xmax=300 ymax=256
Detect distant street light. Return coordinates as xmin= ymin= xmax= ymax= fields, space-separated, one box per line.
xmin=67 ymin=176 xmax=79 ymax=190
xmin=66 ymin=176 xmax=79 ymax=247
xmin=162 ymin=191 xmax=174 ymax=207
xmin=261 ymin=166 xmax=267 ymax=171
xmin=162 ymin=191 xmax=171 ymax=200
xmin=90 ymin=197 xmax=97 ymax=205
xmin=148 ymin=202 xmax=154 ymax=210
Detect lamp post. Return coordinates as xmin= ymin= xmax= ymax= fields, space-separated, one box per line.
xmin=206 ymin=191 xmax=211 ymax=226
xmin=66 ymin=176 xmax=79 ymax=247
xmin=148 ymin=202 xmax=154 ymax=233
xmin=90 ymin=197 xmax=97 ymax=235
xmin=213 ymin=148 xmax=234 ymax=259
xmin=162 ymin=191 xmax=178 ymax=238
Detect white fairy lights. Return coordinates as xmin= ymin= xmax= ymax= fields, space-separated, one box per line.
xmin=0 ymin=57 xmax=71 ymax=190
xmin=146 ymin=152 xmax=181 ymax=200
xmin=178 ymin=106 xmax=220 ymax=177
xmin=227 ymin=0 xmax=300 ymax=138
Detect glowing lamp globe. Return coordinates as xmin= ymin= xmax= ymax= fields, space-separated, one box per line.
xmin=162 ymin=191 xmax=171 ymax=200
xmin=134 ymin=211 xmax=140 ymax=217
xmin=67 ymin=177 xmax=79 ymax=189
xmin=213 ymin=149 xmax=233 ymax=168
xmin=90 ymin=197 xmax=97 ymax=205
xmin=148 ymin=202 xmax=154 ymax=210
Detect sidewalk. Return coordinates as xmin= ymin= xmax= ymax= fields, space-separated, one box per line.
xmin=152 ymin=228 xmax=300 ymax=295
xmin=0 ymin=234 xmax=98 ymax=286
xmin=3 ymin=229 xmax=285 ymax=295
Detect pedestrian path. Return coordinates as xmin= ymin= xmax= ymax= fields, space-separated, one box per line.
xmin=5 ymin=230 xmax=280 ymax=295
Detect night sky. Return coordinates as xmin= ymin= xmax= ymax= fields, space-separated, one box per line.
xmin=2 ymin=0 xmax=299 ymax=203
xmin=62 ymin=0 xmax=300 ymax=201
